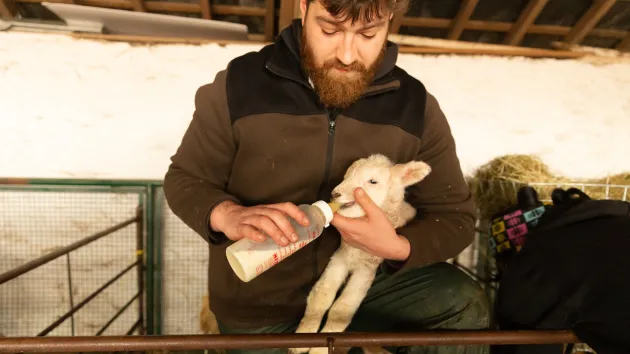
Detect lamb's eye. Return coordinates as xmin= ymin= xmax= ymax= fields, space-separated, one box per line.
xmin=369 ymin=179 xmax=378 ymax=184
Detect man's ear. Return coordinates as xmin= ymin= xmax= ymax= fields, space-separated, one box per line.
xmin=391 ymin=161 xmax=432 ymax=187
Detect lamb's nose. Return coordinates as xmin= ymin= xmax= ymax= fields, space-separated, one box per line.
xmin=331 ymin=192 xmax=341 ymax=199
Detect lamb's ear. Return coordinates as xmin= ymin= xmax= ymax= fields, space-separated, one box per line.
xmin=391 ymin=161 xmax=432 ymax=187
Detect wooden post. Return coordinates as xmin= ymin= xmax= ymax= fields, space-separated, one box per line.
xmin=616 ymin=33 xmax=630 ymax=52
xmin=0 ymin=0 xmax=18 ymax=19
xmin=264 ymin=0 xmax=275 ymax=41
xmin=278 ymin=0 xmax=296 ymax=33
xmin=200 ymin=0 xmax=211 ymax=19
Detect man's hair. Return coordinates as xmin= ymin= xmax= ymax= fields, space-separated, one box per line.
xmin=309 ymin=0 xmax=409 ymax=25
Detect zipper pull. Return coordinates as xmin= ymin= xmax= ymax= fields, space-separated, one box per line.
xmin=328 ymin=120 xmax=336 ymax=135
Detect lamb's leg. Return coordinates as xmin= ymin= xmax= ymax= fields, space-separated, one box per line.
xmin=289 ymin=251 xmax=350 ymax=354
xmin=308 ymin=264 xmax=378 ymax=354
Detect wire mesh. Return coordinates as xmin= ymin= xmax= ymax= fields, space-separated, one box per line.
xmin=0 ymin=186 xmax=143 ymax=337
xmin=159 ymin=186 xmax=210 ymax=336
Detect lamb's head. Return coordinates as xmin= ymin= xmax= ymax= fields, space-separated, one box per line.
xmin=331 ymin=154 xmax=432 ymax=218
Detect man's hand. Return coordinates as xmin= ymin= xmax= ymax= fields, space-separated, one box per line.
xmin=331 ymin=188 xmax=411 ymax=261
xmin=210 ymin=200 xmax=310 ymax=246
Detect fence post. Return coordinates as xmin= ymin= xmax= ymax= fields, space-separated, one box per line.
xmin=136 ymin=204 xmax=145 ymax=335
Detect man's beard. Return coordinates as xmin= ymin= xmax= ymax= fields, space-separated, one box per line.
xmin=300 ymin=25 xmax=386 ymax=109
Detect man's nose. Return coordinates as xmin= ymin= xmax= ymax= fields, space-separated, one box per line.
xmin=336 ymin=34 xmax=357 ymax=65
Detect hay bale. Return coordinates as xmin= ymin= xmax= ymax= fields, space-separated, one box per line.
xmin=469 ymin=154 xmax=630 ymax=221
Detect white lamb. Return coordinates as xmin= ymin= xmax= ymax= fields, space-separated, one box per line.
xmin=290 ymin=153 xmax=432 ymax=354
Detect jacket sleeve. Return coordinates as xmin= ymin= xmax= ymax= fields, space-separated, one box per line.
xmin=163 ymin=70 xmax=241 ymax=245
xmin=381 ymin=91 xmax=476 ymax=274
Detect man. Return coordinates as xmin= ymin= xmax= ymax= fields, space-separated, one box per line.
xmin=163 ymin=0 xmax=491 ymax=352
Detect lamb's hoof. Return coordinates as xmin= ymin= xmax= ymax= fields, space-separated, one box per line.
xmin=308 ymin=348 xmax=329 ymax=354
xmin=289 ymin=348 xmax=310 ymax=354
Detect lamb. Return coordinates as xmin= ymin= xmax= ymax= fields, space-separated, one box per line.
xmin=290 ymin=153 xmax=432 ymax=354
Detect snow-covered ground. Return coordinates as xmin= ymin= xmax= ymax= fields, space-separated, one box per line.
xmin=1 ymin=31 xmax=629 ymax=337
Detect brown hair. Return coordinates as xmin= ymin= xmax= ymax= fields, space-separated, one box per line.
xmin=309 ymin=0 xmax=409 ymax=25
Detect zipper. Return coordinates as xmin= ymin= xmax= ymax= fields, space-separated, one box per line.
xmin=311 ymin=108 xmax=340 ymax=283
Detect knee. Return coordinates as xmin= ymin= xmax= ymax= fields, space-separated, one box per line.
xmin=412 ymin=262 xmax=492 ymax=330
xmin=438 ymin=263 xmax=491 ymax=329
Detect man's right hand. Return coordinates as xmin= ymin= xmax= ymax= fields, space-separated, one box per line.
xmin=210 ymin=201 xmax=311 ymax=246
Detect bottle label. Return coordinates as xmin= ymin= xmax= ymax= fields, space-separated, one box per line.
xmin=253 ymin=229 xmax=319 ymax=276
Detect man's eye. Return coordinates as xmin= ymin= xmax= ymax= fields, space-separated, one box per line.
xmin=362 ymin=33 xmax=376 ymax=39
xmin=322 ymin=29 xmax=336 ymax=36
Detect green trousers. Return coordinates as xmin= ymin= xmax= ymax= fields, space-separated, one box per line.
xmin=217 ymin=262 xmax=491 ymax=354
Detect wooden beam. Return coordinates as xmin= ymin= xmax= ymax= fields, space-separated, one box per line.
xmin=617 ymin=33 xmax=630 ymax=52
xmin=263 ymin=0 xmax=275 ymax=42
xmin=0 ymin=0 xmax=18 ymax=19
xmin=398 ymin=45 xmax=586 ymax=59
xmin=62 ymin=31 xmax=586 ymax=58
xmin=399 ymin=16 xmax=627 ymax=40
xmin=389 ymin=12 xmax=404 ymax=33
xmin=130 ymin=0 xmax=145 ymax=12
xmin=447 ymin=0 xmax=479 ymax=40
xmin=278 ymin=0 xmax=296 ymax=33
xmin=11 ymin=0 xmax=629 ymax=44
xmin=17 ymin=0 xmax=267 ymax=16
xmin=199 ymin=0 xmax=211 ymax=19
xmin=503 ymin=0 xmax=549 ymax=46
xmin=563 ymin=0 xmax=617 ymax=46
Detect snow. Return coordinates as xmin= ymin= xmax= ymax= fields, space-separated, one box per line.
xmin=1 ymin=30 xmax=629 ymax=338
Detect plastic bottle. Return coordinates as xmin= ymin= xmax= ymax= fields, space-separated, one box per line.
xmin=225 ymin=200 xmax=341 ymax=282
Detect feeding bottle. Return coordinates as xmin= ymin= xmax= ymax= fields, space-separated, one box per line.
xmin=225 ymin=200 xmax=341 ymax=282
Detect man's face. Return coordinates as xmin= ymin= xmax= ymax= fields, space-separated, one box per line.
xmin=299 ymin=0 xmax=390 ymax=108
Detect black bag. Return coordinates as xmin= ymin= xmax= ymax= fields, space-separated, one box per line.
xmin=491 ymin=187 xmax=630 ymax=354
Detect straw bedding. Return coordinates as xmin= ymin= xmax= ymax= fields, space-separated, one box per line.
xmin=467 ymin=154 xmax=630 ymax=221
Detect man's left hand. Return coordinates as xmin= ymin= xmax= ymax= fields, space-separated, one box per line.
xmin=330 ymin=187 xmax=411 ymax=261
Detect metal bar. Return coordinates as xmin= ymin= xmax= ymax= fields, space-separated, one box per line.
xmin=145 ymin=187 xmax=155 ymax=335
xmin=37 ymin=261 xmax=140 ymax=336
xmin=95 ymin=291 xmax=141 ymax=336
xmin=126 ymin=319 xmax=142 ymax=336
xmin=66 ymin=254 xmax=76 ymax=336
xmin=0 ymin=185 xmax=149 ymax=195
xmin=0 ymin=331 xmax=580 ymax=353
xmin=135 ymin=204 xmax=145 ymax=335
xmin=0 ymin=177 xmax=163 ymax=187
xmin=151 ymin=185 xmax=165 ymax=335
xmin=0 ymin=216 xmax=139 ymax=285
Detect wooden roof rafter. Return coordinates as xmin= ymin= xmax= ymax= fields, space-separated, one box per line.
xmin=447 ymin=0 xmax=479 ymax=40
xmin=10 ymin=0 xmax=277 ymax=41
xmin=0 ymin=0 xmax=18 ymax=19
xmin=562 ymin=0 xmax=618 ymax=46
xmin=503 ymin=0 xmax=549 ymax=46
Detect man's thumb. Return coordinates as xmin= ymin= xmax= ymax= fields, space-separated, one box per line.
xmin=355 ymin=188 xmax=378 ymax=217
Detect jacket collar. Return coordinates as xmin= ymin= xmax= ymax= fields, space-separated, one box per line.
xmin=265 ymin=19 xmax=400 ymax=88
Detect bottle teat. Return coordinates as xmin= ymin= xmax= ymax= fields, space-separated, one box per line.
xmin=312 ymin=200 xmax=338 ymax=227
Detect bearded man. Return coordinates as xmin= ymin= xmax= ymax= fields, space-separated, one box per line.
xmin=163 ymin=0 xmax=491 ymax=352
